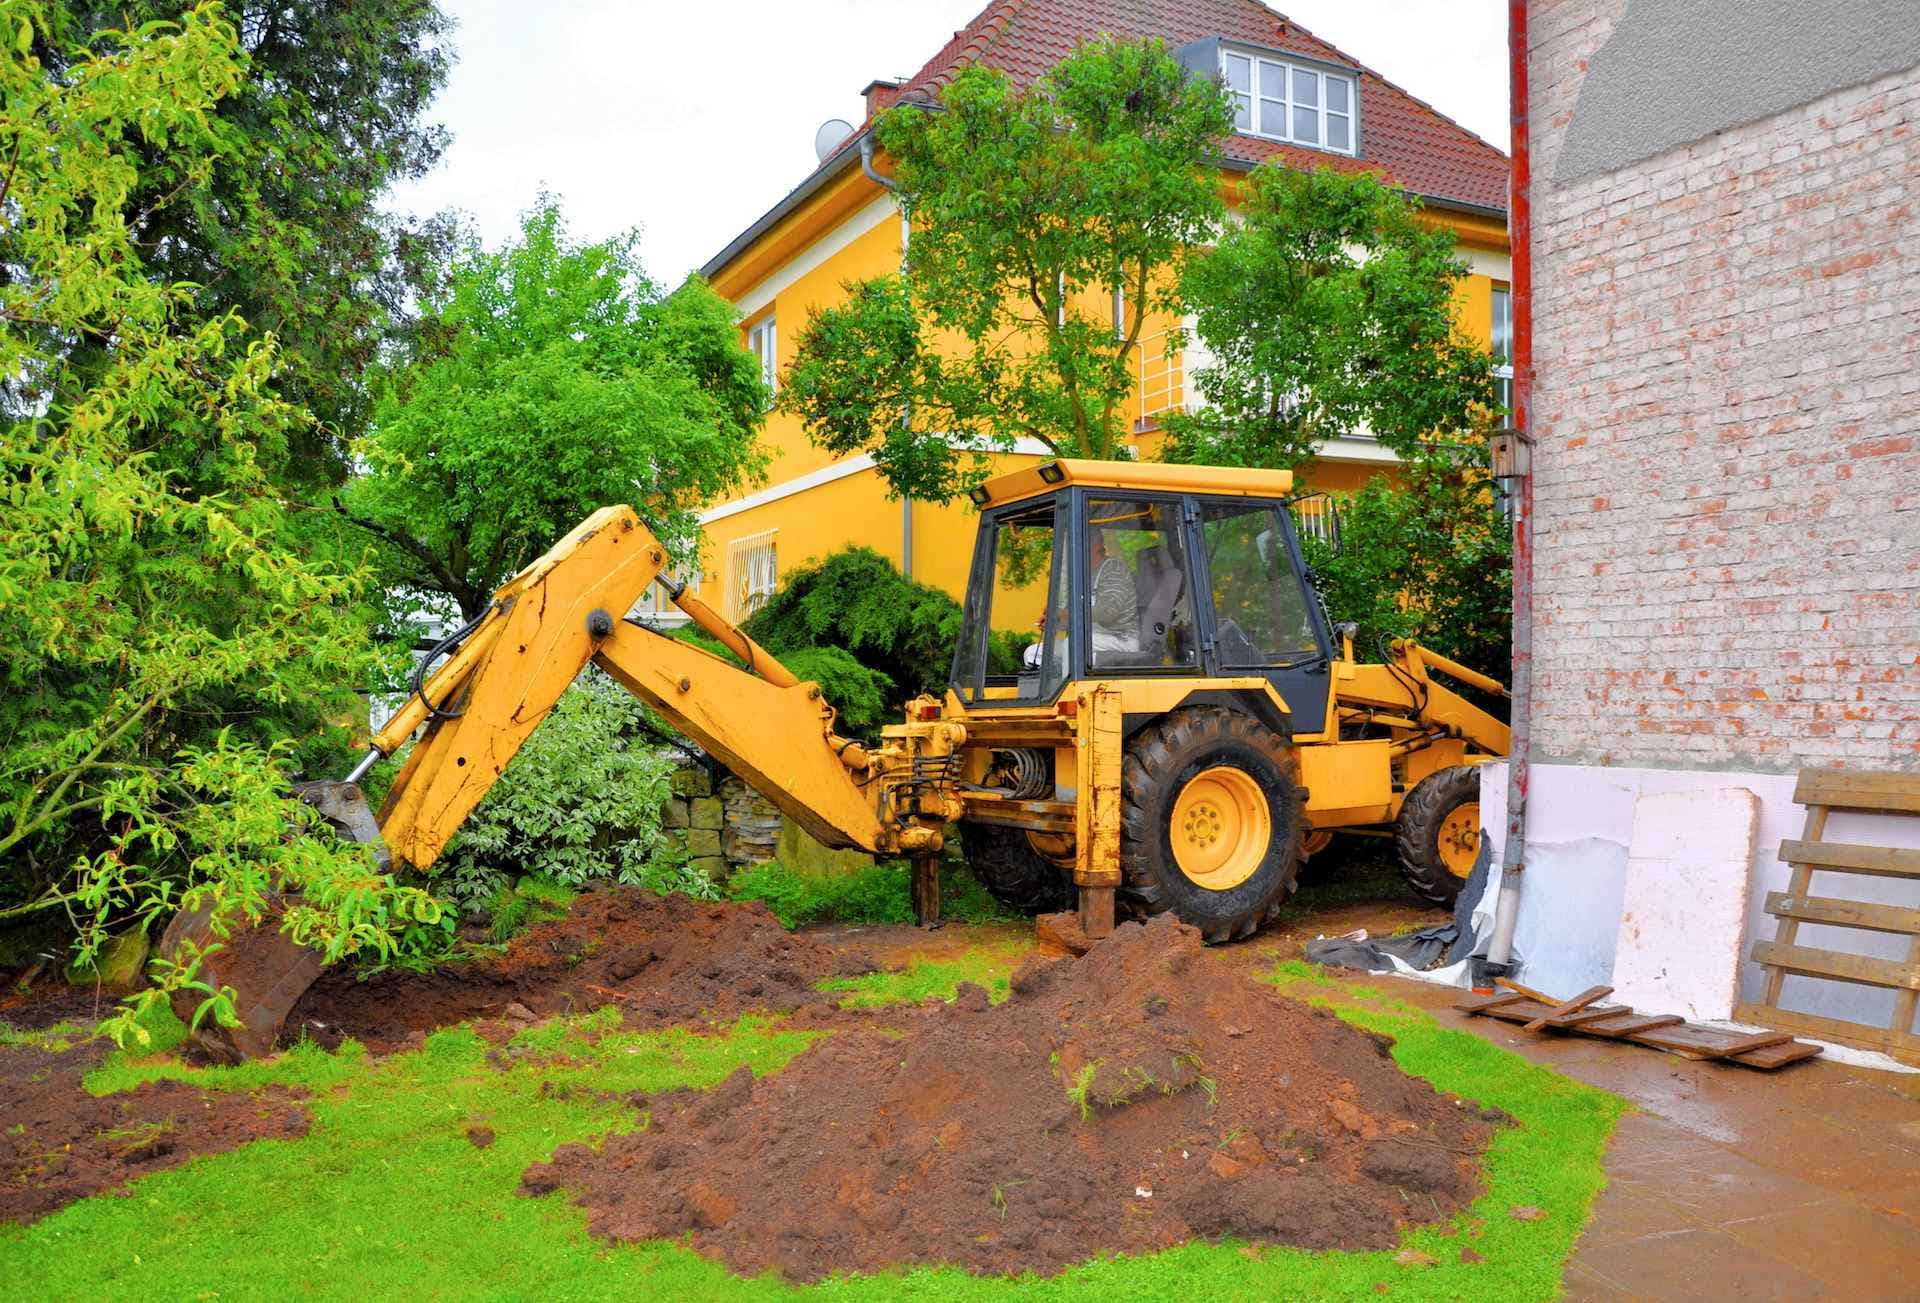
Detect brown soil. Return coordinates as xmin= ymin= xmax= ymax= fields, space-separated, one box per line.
xmin=0 ymin=1036 xmax=308 ymax=1225
xmin=521 ymin=914 xmax=1499 ymax=1282
xmin=286 ymin=888 xmax=864 ymax=1051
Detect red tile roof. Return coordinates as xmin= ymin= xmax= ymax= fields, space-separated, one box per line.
xmin=705 ymin=0 xmax=1506 ymax=279
xmin=900 ymin=0 xmax=1510 ymax=212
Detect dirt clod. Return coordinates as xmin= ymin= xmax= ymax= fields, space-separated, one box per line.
xmin=523 ymin=914 xmax=1496 ymax=1281
xmin=285 ymin=890 xmax=857 ymax=1051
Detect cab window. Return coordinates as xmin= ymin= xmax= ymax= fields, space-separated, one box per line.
xmin=1198 ymin=501 xmax=1323 ymax=667
xmin=1083 ymin=496 xmax=1199 ymax=672
xmin=952 ymin=498 xmax=1068 ymax=703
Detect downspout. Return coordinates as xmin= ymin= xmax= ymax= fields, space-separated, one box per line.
xmin=1485 ymin=0 xmax=1534 ymax=980
xmin=862 ymin=134 xmax=915 ymax=580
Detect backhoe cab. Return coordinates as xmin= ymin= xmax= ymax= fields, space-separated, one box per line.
xmin=163 ymin=459 xmax=1507 ymax=1061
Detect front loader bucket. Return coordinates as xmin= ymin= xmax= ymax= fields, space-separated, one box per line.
xmin=156 ymin=781 xmax=387 ymax=1063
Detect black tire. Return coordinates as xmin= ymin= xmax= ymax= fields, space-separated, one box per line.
xmin=1119 ymin=707 xmax=1305 ymax=943
xmin=957 ymin=821 xmax=1073 ymax=915
xmin=1394 ymin=764 xmax=1484 ymax=909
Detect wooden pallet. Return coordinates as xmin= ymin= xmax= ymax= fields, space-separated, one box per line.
xmin=1733 ymin=768 xmax=1920 ymax=1065
xmin=1455 ymin=986 xmax=1821 ymax=1070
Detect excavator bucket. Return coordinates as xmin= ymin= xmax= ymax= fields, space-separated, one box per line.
xmin=156 ymin=782 xmax=384 ymax=1063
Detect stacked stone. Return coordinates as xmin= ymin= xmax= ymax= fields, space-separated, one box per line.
xmin=719 ymin=775 xmax=782 ymax=870
xmin=660 ymin=766 xmax=729 ymax=882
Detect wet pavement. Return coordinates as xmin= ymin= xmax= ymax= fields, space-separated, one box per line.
xmin=1224 ymin=870 xmax=1920 ymax=1303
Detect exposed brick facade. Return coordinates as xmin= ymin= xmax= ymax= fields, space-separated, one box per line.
xmin=1527 ymin=1 xmax=1920 ymax=771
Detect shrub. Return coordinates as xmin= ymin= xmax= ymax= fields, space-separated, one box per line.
xmin=741 ymin=548 xmax=963 ymax=703
xmin=431 ymin=670 xmax=718 ymax=911
xmin=1301 ymin=457 xmax=1512 ymax=686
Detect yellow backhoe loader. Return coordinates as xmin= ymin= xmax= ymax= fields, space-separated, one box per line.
xmin=164 ymin=459 xmax=1508 ymax=1059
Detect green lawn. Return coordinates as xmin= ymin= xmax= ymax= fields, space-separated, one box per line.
xmin=2 ymin=951 xmax=1623 ymax=1301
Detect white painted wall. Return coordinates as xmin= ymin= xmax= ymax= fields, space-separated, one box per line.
xmin=1479 ymin=762 xmax=1920 ymax=1028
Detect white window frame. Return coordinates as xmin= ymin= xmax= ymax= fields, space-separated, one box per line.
xmin=730 ymin=530 xmax=778 ymax=619
xmin=1491 ymin=283 xmax=1514 ymax=414
xmin=1220 ymin=48 xmax=1357 ymax=156
xmin=747 ymin=315 xmax=778 ymax=398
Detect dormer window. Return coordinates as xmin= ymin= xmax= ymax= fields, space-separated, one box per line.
xmin=1220 ymin=49 xmax=1356 ymax=155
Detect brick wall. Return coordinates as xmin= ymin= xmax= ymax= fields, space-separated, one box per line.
xmin=1527 ymin=1 xmax=1920 ymax=771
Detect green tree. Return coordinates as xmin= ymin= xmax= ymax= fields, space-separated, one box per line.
xmin=1164 ymin=166 xmax=1498 ymax=470
xmin=24 ymin=0 xmax=456 ymax=488
xmin=339 ymin=198 xmax=769 ymax=622
xmin=0 ymin=2 xmax=437 ymax=1041
xmin=779 ymin=38 xmax=1232 ymax=502
xmin=1301 ymin=458 xmax=1512 ymax=683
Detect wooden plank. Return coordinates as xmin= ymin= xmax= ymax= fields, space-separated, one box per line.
xmin=1794 ymin=768 xmax=1920 ymax=814
xmin=1733 ymin=1001 xmax=1920 ymax=1064
xmin=1730 ymin=1041 xmax=1823 ymax=1069
xmin=1554 ymin=1005 xmax=1637 ymax=1029
xmin=1891 ymin=928 xmax=1920 ymax=1060
xmin=1764 ymin=804 xmax=1828 ymax=1009
xmin=1522 ymin=985 xmax=1613 ymax=1033
xmin=1575 ymin=1013 xmax=1684 ymax=1038
xmin=1701 ymin=1030 xmax=1795 ymax=1059
xmin=1749 ymin=940 xmax=1920 ymax=991
xmin=1454 ymin=991 xmax=1532 ymax=1014
xmin=1764 ymin=891 xmax=1920 ymax=936
xmin=1776 ymin=839 xmax=1920 ymax=880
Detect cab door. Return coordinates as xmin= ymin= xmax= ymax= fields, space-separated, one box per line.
xmin=1187 ymin=496 xmax=1334 ymax=735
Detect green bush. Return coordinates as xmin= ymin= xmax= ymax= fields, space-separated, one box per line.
xmin=433 ymin=669 xmax=718 ymax=911
xmin=741 ymin=548 xmax=963 ymax=703
xmin=727 ymin=860 xmax=1010 ymax=929
xmin=1302 ymin=458 xmax=1513 ymax=686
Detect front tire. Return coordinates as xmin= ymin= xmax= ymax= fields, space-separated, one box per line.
xmin=1119 ymin=708 xmax=1305 ymax=942
xmin=1394 ymin=765 xmax=1484 ymax=909
xmin=957 ymin=822 xmax=1072 ymax=915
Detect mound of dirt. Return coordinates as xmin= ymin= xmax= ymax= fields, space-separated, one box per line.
xmin=0 ymin=1037 xmax=308 ymax=1225
xmin=522 ymin=914 xmax=1499 ymax=1281
xmin=287 ymin=888 xmax=861 ymax=1051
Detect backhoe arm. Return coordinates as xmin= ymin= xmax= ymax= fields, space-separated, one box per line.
xmin=1335 ymin=641 xmax=1512 ymax=757
xmin=366 ymin=505 xmax=903 ymax=870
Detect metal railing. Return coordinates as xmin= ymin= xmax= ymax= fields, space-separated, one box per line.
xmin=1136 ymin=327 xmax=1185 ymax=428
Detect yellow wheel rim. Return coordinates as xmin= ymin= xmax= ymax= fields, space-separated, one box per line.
xmin=1170 ymin=766 xmax=1271 ymax=891
xmin=1437 ymin=801 xmax=1481 ymax=880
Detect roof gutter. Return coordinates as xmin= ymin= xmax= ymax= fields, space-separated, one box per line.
xmin=859 ymin=133 xmax=917 ymax=581
xmin=1484 ymin=0 xmax=1534 ymax=981
xmin=698 ymin=131 xmax=869 ymax=282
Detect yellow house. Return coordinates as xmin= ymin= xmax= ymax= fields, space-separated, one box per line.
xmin=690 ymin=0 xmax=1511 ymax=621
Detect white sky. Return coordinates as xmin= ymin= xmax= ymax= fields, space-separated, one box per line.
xmin=386 ymin=1 xmax=1510 ymax=283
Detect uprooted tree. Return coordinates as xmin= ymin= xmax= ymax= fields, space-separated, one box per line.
xmin=778 ymin=37 xmax=1233 ymax=503
xmin=0 ymin=2 xmax=440 ymax=1042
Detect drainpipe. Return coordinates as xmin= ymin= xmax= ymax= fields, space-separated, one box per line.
xmin=862 ymin=134 xmax=915 ymax=579
xmin=1484 ymin=0 xmax=1534 ymax=980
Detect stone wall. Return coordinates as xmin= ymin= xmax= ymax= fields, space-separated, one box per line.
xmin=660 ymin=763 xmax=869 ymax=879
xmin=1527 ymin=0 xmax=1920 ymax=772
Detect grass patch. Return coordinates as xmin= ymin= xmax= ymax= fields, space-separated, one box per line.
xmin=728 ymin=859 xmax=1010 ymax=929
xmin=4 ymin=955 xmax=1621 ymax=1299
xmin=815 ymin=941 xmax=1025 ymax=1009
xmin=0 ymin=1020 xmax=86 ymax=1052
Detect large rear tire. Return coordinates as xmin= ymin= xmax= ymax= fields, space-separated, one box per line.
xmin=1394 ymin=765 xmax=1484 ymax=909
xmin=957 ymin=822 xmax=1073 ymax=915
xmin=1119 ymin=707 xmax=1305 ymax=943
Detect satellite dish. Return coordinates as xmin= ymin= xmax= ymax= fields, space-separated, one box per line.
xmin=813 ymin=118 xmax=856 ymax=162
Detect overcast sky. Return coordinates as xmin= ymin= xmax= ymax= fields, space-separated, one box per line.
xmin=385 ymin=1 xmax=1510 ymax=283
